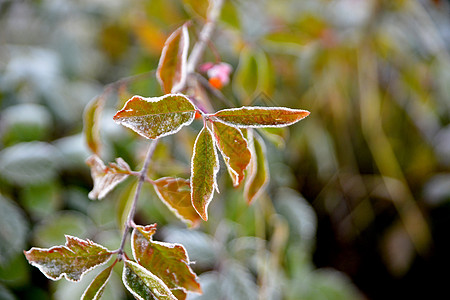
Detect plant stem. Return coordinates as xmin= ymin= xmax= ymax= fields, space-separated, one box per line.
xmin=186 ymin=0 xmax=224 ymax=74
xmin=117 ymin=139 xmax=159 ymax=259
xmin=116 ymin=0 xmax=225 ymax=259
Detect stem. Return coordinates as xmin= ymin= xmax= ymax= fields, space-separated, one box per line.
xmin=117 ymin=139 xmax=159 ymax=259
xmin=187 ymin=0 xmax=224 ymax=73
xmin=116 ymin=0 xmax=225 ymax=260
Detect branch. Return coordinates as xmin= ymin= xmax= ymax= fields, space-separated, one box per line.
xmin=186 ymin=0 xmax=224 ymax=74
xmin=116 ymin=0 xmax=225 ymax=259
xmin=116 ymin=139 xmax=159 ymax=259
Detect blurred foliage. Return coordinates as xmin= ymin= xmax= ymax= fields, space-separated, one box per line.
xmin=0 ymin=0 xmax=449 ymax=299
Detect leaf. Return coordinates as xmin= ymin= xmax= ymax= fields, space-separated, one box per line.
xmin=81 ymin=262 xmax=116 ymax=300
xmin=86 ymin=154 xmax=131 ymax=200
xmin=221 ymin=261 xmax=258 ymax=300
xmin=153 ymin=177 xmax=202 ymax=227
xmin=211 ymin=121 xmax=251 ymax=186
xmin=171 ymin=289 xmax=187 ymax=300
xmin=83 ymin=95 xmax=105 ymax=155
xmin=157 ymin=23 xmax=189 ymax=93
xmin=24 ymin=236 xmax=113 ymax=282
xmin=191 ymin=126 xmax=219 ymax=221
xmin=0 ymin=141 xmax=60 ymax=185
xmin=163 ymin=227 xmax=216 ymax=268
xmin=244 ymin=132 xmax=269 ymax=203
xmin=0 ymin=195 xmax=28 ymax=264
xmin=259 ymin=127 xmax=288 ymax=148
xmin=232 ymin=48 xmax=274 ymax=104
xmin=274 ymin=188 xmax=317 ymax=251
xmin=122 ymin=259 xmax=176 ymax=300
xmin=131 ymin=225 xmax=201 ymax=293
xmin=113 ymin=94 xmax=196 ymax=140
xmin=212 ymin=106 xmax=310 ymax=128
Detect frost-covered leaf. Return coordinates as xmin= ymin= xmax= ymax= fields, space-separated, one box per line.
xmin=221 ymin=261 xmax=258 ymax=300
xmin=113 ymin=94 xmax=196 ymax=139
xmin=274 ymin=188 xmax=317 ymax=250
xmin=244 ymin=132 xmax=269 ymax=203
xmin=24 ymin=236 xmax=113 ymax=282
xmin=153 ymin=177 xmax=202 ymax=227
xmin=212 ymin=121 xmax=251 ymax=186
xmin=0 ymin=195 xmax=28 ymax=264
xmin=132 ymin=225 xmax=201 ymax=293
xmin=83 ymin=96 xmax=105 ymax=155
xmin=122 ymin=259 xmax=176 ymax=300
xmin=81 ymin=262 xmax=115 ymax=300
xmin=212 ymin=106 xmax=310 ymax=128
xmin=0 ymin=141 xmax=60 ymax=185
xmin=157 ymin=23 xmax=189 ymax=93
xmin=86 ymin=154 xmax=131 ymax=200
xmin=191 ymin=126 xmax=219 ymax=221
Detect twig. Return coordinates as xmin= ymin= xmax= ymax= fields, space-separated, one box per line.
xmin=116 ymin=0 xmax=225 ymax=260
xmin=117 ymin=139 xmax=159 ymax=259
xmin=187 ymin=0 xmax=224 ymax=73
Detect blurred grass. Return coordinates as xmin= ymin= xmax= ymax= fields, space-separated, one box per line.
xmin=0 ymin=0 xmax=449 ymax=299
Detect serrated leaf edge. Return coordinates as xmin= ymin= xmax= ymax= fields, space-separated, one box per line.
xmin=190 ymin=126 xmax=220 ymax=221
xmin=86 ymin=154 xmax=131 ymax=200
xmin=24 ymin=235 xmax=113 ymax=282
xmin=211 ymin=106 xmax=310 ymax=128
xmin=113 ymin=94 xmax=196 ymax=140
xmin=131 ymin=227 xmax=200 ymax=293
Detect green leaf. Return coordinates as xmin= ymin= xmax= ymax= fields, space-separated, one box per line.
xmin=221 ymin=261 xmax=258 ymax=300
xmin=259 ymin=127 xmax=288 ymax=148
xmin=122 ymin=259 xmax=176 ymax=300
xmin=0 ymin=195 xmax=28 ymax=265
xmin=153 ymin=177 xmax=202 ymax=227
xmin=113 ymin=94 xmax=196 ymax=139
xmin=232 ymin=48 xmax=274 ymax=104
xmin=86 ymin=154 xmax=131 ymax=200
xmin=156 ymin=23 xmax=189 ymax=93
xmin=83 ymin=96 xmax=105 ymax=155
xmin=131 ymin=225 xmax=201 ymax=293
xmin=211 ymin=121 xmax=251 ymax=186
xmin=81 ymin=262 xmax=116 ymax=300
xmin=191 ymin=126 xmax=219 ymax=221
xmin=0 ymin=141 xmax=60 ymax=185
xmin=212 ymin=106 xmax=310 ymax=128
xmin=24 ymin=236 xmax=113 ymax=282
xmin=244 ymin=132 xmax=269 ymax=203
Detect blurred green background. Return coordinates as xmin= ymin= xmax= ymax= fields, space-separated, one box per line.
xmin=0 ymin=0 xmax=449 ymax=299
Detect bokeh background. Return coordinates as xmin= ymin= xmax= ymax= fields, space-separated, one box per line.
xmin=0 ymin=0 xmax=449 ymax=299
